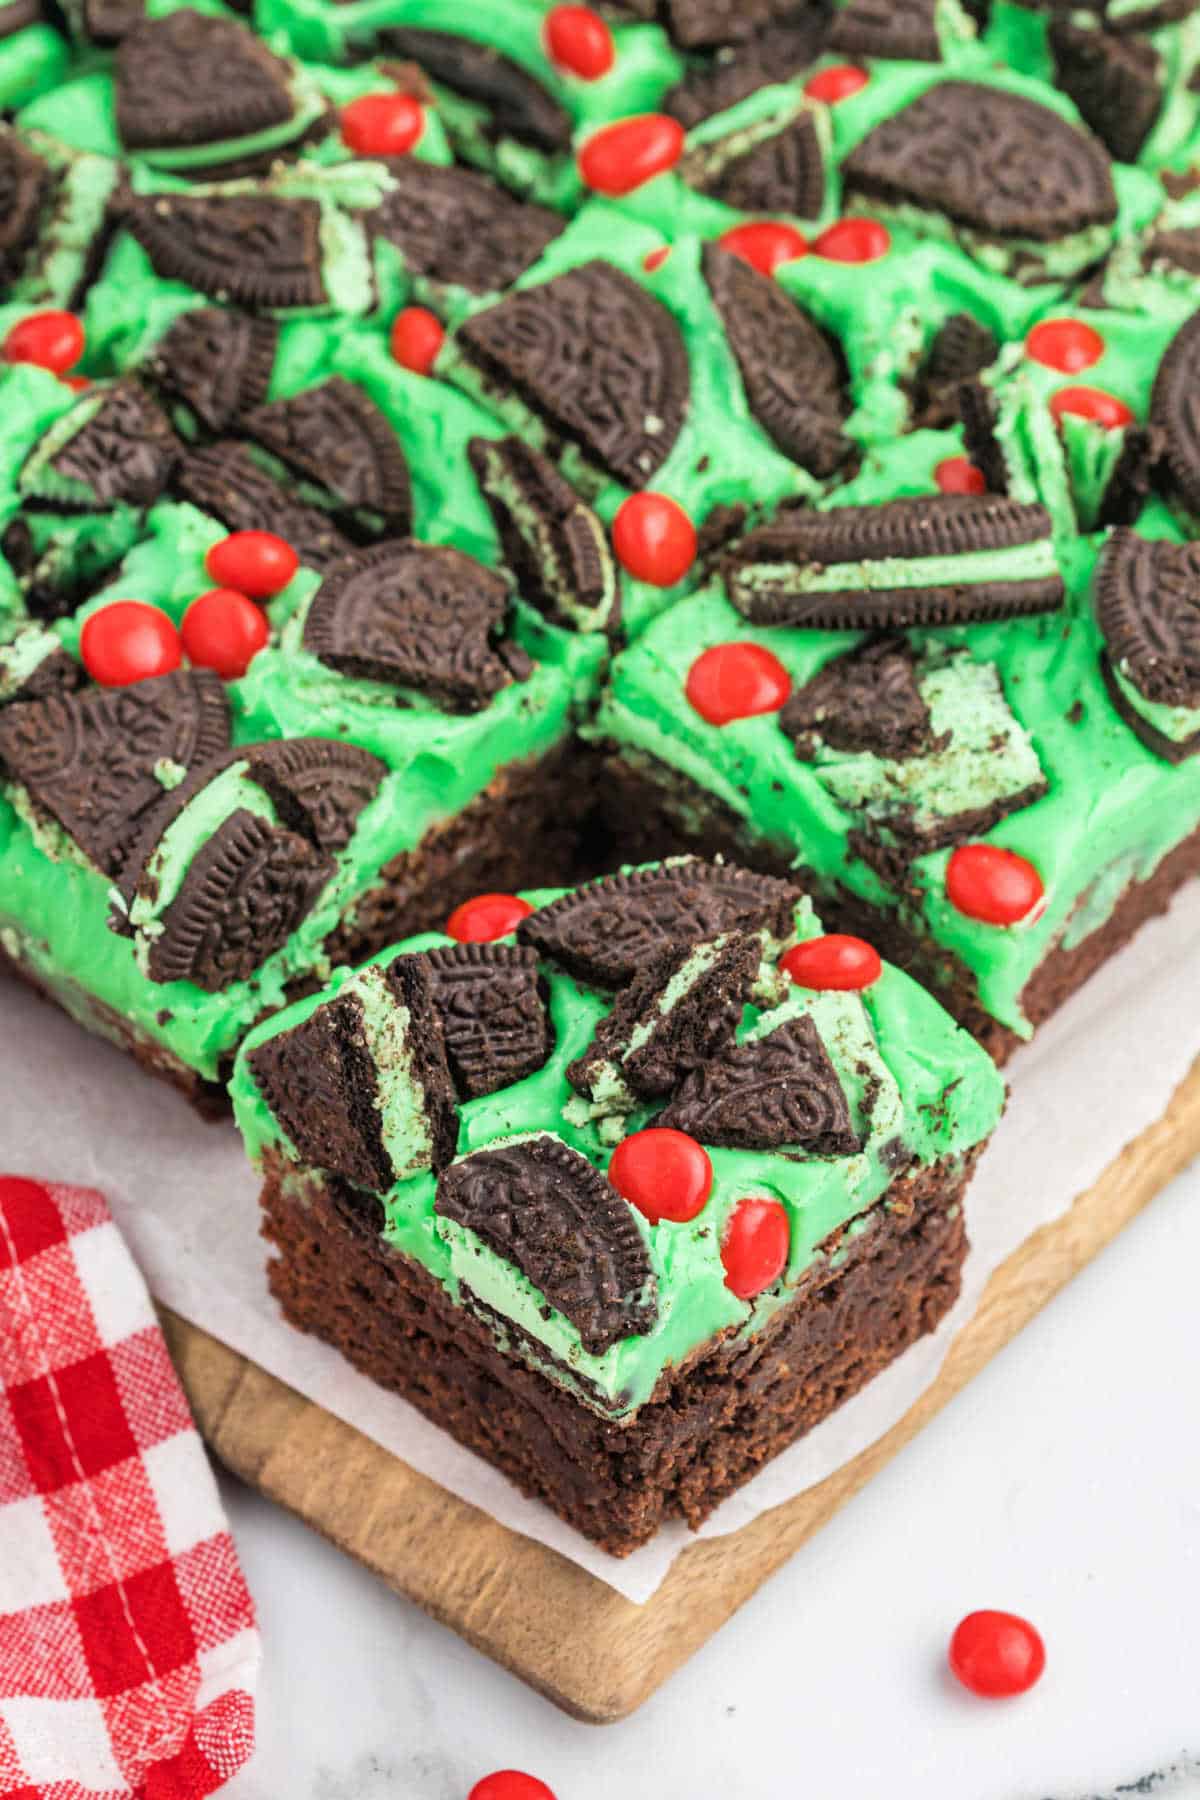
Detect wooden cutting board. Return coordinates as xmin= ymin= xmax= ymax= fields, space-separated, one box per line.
xmin=160 ymin=1053 xmax=1200 ymax=1725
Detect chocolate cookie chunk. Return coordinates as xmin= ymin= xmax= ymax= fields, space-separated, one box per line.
xmin=0 ymin=0 xmax=45 ymax=38
xmin=0 ymin=129 xmax=53 ymax=292
xmin=435 ymin=1134 xmax=657 ymax=1356
xmin=657 ymin=1011 xmax=859 ymax=1154
xmin=519 ymin=859 xmax=801 ymax=987
xmin=781 ymin=637 xmax=933 ymax=761
xmin=241 ymin=378 xmax=412 ymax=537
xmin=419 ymin=942 xmax=551 ymax=1099
xmin=145 ymin=309 xmax=277 ymax=433
xmin=842 ymin=80 xmax=1117 ymax=242
xmin=368 ymin=160 xmax=563 ymax=296
xmin=912 ymin=312 xmax=998 ymax=428
xmin=455 ymin=261 xmax=690 ymax=490
xmin=115 ymin=11 xmax=295 ymax=153
xmin=0 ymin=636 xmax=83 ymax=708
xmin=242 ymin=738 xmax=387 ymax=851
xmin=664 ymin=10 xmax=829 ymax=128
xmin=467 ymin=435 xmax=620 ymax=635
xmin=173 ymin=444 xmax=352 ymax=570
xmin=61 ymin=0 xmax=144 ymax=45
xmin=829 ymin=0 xmax=942 ymax=60
xmin=1095 ymin=528 xmax=1200 ymax=761
xmin=1150 ymin=311 xmax=1200 ymax=518
xmin=658 ymin=0 xmax=806 ymax=50
xmin=681 ymin=112 xmax=825 ymax=218
xmin=1143 ymin=226 xmax=1200 ymax=277
xmin=723 ymin=495 xmax=1065 ymax=628
xmin=1049 ymin=20 xmax=1162 ymax=164
xmin=378 ymin=27 xmax=571 ymax=152
xmin=120 ymin=190 xmax=328 ymax=310
xmin=25 ymin=380 xmax=179 ymax=510
xmin=0 ymin=670 xmax=230 ymax=875
xmin=302 ymin=541 xmax=518 ymax=713
xmin=703 ymin=244 xmax=849 ymax=477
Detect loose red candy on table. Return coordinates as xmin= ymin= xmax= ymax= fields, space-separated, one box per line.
xmin=80 ymin=601 xmax=182 ymax=687
xmin=686 ymin=642 xmax=791 ymax=726
xmin=3 ymin=309 xmax=84 ymax=375
xmin=1049 ymin=385 xmax=1132 ymax=430
xmin=205 ymin=530 xmax=298 ymax=599
xmin=804 ymin=64 xmax=869 ymax=104
xmin=340 ymin=92 xmax=423 ymax=156
xmin=935 ymin=456 xmax=987 ymax=496
xmin=181 ymin=588 xmax=269 ymax=680
xmin=782 ymin=934 xmax=882 ymax=992
xmin=445 ymin=892 xmax=534 ymax=944
xmin=718 ymin=220 xmax=808 ymax=277
xmin=812 ymin=217 xmax=890 ymax=263
xmin=544 ymin=4 xmax=614 ymax=79
xmin=612 ymin=492 xmax=696 ymax=587
xmin=721 ymin=1197 xmax=790 ymax=1300
xmin=946 ymin=843 xmax=1044 ymax=926
xmin=1025 ymin=317 xmax=1104 ymax=374
xmin=578 ymin=114 xmax=684 ymax=196
xmin=390 ymin=305 xmax=445 ymax=376
xmin=468 ymin=1773 xmax=558 ymax=1800
xmin=609 ymin=1127 xmax=712 ymax=1225
xmin=949 ymin=1610 xmax=1046 ymax=1698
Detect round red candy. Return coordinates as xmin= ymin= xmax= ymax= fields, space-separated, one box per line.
xmin=578 ymin=114 xmax=684 ymax=196
xmin=544 ymin=5 xmax=614 ymax=79
xmin=205 ymin=530 xmax=298 ymax=600
xmin=609 ymin=1128 xmax=712 ymax=1226
xmin=782 ymin=934 xmax=881 ymax=992
xmin=445 ymin=892 xmax=533 ymax=944
xmin=812 ymin=218 xmax=891 ymax=263
xmin=643 ymin=246 xmax=671 ymax=272
xmin=1049 ymin=385 xmax=1132 ymax=430
xmin=686 ymin=642 xmax=790 ymax=726
xmin=934 ymin=456 xmax=987 ymax=496
xmin=946 ymin=844 xmax=1044 ymax=926
xmin=340 ymin=92 xmax=423 ymax=156
xmin=181 ymin=588 xmax=269 ymax=680
xmin=721 ymin=1197 xmax=790 ymax=1301
xmin=1025 ymin=317 xmax=1104 ymax=375
xmin=80 ymin=602 xmax=182 ymax=687
xmin=468 ymin=1774 xmax=558 ymax=1800
xmin=390 ymin=306 xmax=445 ymax=376
xmin=612 ymin=492 xmax=696 ymax=587
xmin=3 ymin=309 xmax=84 ymax=375
xmin=804 ymin=64 xmax=869 ymax=104
xmin=718 ymin=221 xmax=808 ymax=277
xmin=949 ymin=1610 xmax=1046 ymax=1698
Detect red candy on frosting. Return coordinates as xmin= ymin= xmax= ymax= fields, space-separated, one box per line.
xmin=609 ymin=1127 xmax=712 ymax=1225
xmin=946 ymin=844 xmax=1044 ymax=925
xmin=578 ymin=114 xmax=684 ymax=195
xmin=205 ymin=530 xmax=298 ymax=599
xmin=390 ymin=306 xmax=445 ymax=376
xmin=782 ymin=935 xmax=882 ymax=992
xmin=80 ymin=601 xmax=182 ymax=687
xmin=181 ymin=588 xmax=269 ymax=680
xmin=1025 ymin=318 xmax=1104 ymax=374
xmin=805 ymin=64 xmax=869 ymax=103
xmin=544 ymin=5 xmax=614 ymax=79
xmin=445 ymin=893 xmax=534 ymax=943
xmin=1049 ymin=385 xmax=1132 ymax=430
xmin=721 ymin=1197 xmax=790 ymax=1300
xmin=3 ymin=309 xmax=84 ymax=375
xmin=813 ymin=218 xmax=891 ymax=263
xmin=949 ymin=1610 xmax=1046 ymax=1698
xmin=643 ymin=246 xmax=671 ymax=271
xmin=340 ymin=92 xmax=423 ymax=155
xmin=935 ymin=456 xmax=987 ymax=496
xmin=686 ymin=643 xmax=791 ymax=726
xmin=612 ymin=492 xmax=696 ymax=587
xmin=718 ymin=221 xmax=808 ymax=276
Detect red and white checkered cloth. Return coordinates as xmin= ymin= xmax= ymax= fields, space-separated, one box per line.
xmin=0 ymin=1175 xmax=259 ymax=1799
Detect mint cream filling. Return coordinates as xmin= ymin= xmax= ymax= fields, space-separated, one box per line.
xmin=1111 ymin=660 xmax=1200 ymax=745
xmin=734 ymin=537 xmax=1059 ymax=600
xmin=346 ymin=963 xmax=439 ymax=1181
xmin=0 ymin=624 xmax=66 ymax=699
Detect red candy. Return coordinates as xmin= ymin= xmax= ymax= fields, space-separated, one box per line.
xmin=61 ymin=374 xmax=90 ymax=393
xmin=609 ymin=1128 xmax=712 ymax=1226
xmin=1049 ymin=385 xmax=1132 ymax=430
xmin=721 ymin=1197 xmax=790 ymax=1300
xmin=390 ymin=306 xmax=445 ymax=376
xmin=804 ymin=64 xmax=869 ymax=104
xmin=718 ymin=220 xmax=808 ymax=277
xmin=812 ymin=217 xmax=891 ymax=263
xmin=1025 ymin=317 xmax=1104 ymax=375
xmin=949 ymin=1611 xmax=1046 ymax=1698
xmin=445 ymin=892 xmax=533 ymax=943
xmin=205 ymin=530 xmax=298 ymax=599
xmin=3 ymin=309 xmax=84 ymax=375
xmin=612 ymin=492 xmax=696 ymax=587
xmin=935 ymin=456 xmax=987 ymax=496
xmin=181 ymin=588 xmax=269 ymax=680
xmin=340 ymin=92 xmax=424 ymax=156
xmin=80 ymin=601 xmax=182 ymax=687
xmin=643 ymin=246 xmax=671 ymax=272
xmin=686 ymin=642 xmax=790 ymax=726
xmin=544 ymin=4 xmax=614 ymax=79
xmin=782 ymin=934 xmax=882 ymax=992
xmin=468 ymin=1774 xmax=558 ymax=1800
xmin=946 ymin=843 xmax=1044 ymax=926
xmin=578 ymin=114 xmax=684 ymax=196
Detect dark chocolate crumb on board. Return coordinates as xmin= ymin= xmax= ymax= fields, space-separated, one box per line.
xmin=657 ymin=1012 xmax=860 ymax=1154
xmin=418 ymin=942 xmax=551 ymax=1100
xmin=145 ymin=307 xmax=278 ymax=433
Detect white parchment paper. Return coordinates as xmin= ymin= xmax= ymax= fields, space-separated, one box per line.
xmin=1 ymin=879 xmax=1197 ymax=1604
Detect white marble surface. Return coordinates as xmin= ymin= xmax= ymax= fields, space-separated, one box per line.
xmin=219 ymin=1153 xmax=1200 ymax=1800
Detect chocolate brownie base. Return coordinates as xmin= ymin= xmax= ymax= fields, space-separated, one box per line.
xmin=594 ymin=744 xmax=1200 ymax=1064
xmin=259 ymin=1148 xmax=974 ymax=1555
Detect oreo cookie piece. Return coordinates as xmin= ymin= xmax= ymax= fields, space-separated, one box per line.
xmin=120 ymin=190 xmax=328 ymax=310
xmin=663 ymin=9 xmax=830 ymax=129
xmin=0 ymin=670 xmax=230 ymax=875
xmin=842 ymin=80 xmax=1117 ymax=244
xmin=1049 ymin=20 xmax=1162 ymax=164
xmin=144 ymin=308 xmax=277 ymax=433
xmin=467 ymin=435 xmax=620 ymax=635
xmin=0 ymin=628 xmax=85 ymax=707
xmin=518 ymin=859 xmax=801 ymax=987
xmin=1095 ymin=528 xmax=1200 ymax=762
xmin=378 ymin=28 xmax=571 ymax=153
xmin=455 ymin=261 xmax=690 ymax=490
xmin=1143 ymin=225 xmax=1200 ymax=277
xmin=679 ymin=107 xmax=825 ymax=218
xmin=115 ymin=11 xmax=295 ymax=155
xmin=702 ymin=244 xmax=849 ymax=477
xmin=368 ymin=160 xmax=563 ymax=297
xmin=0 ymin=130 xmax=54 ymax=293
xmin=658 ymin=0 xmax=806 ymax=50
xmin=241 ymin=378 xmax=412 ymax=539
xmin=435 ymin=1134 xmax=657 ymax=1356
xmin=911 ymin=312 xmax=998 ymax=429
xmin=0 ymin=0 xmax=44 ymax=38
xmin=829 ymin=0 xmax=943 ymax=60
xmin=781 ymin=636 xmax=932 ymax=762
xmin=1150 ymin=311 xmax=1200 ymax=518
xmin=302 ymin=541 xmax=518 ymax=713
xmin=419 ymin=942 xmax=551 ymax=1099
xmin=20 ymin=380 xmax=179 ymax=510
xmin=657 ymin=1011 xmax=859 ymax=1155
xmin=173 ymin=444 xmax=353 ymax=571
xmin=58 ymin=0 xmax=143 ymax=44
xmin=722 ymin=495 xmax=1065 ymax=628
xmin=241 ymin=738 xmax=386 ymax=851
